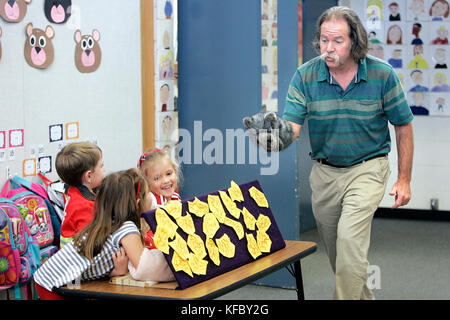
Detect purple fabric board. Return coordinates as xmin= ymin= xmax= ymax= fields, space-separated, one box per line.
xmin=141 ymin=180 xmax=286 ymax=290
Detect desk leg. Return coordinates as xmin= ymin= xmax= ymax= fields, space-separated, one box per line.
xmin=294 ymin=261 xmax=305 ymax=300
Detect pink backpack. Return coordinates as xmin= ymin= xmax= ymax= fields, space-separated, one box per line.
xmin=0 ymin=201 xmax=29 ymax=255
xmin=0 ymin=207 xmax=21 ymax=290
xmin=0 ymin=198 xmax=41 ymax=299
xmin=1 ymin=178 xmax=55 ymax=248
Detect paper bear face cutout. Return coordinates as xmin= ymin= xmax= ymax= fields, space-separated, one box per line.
xmin=74 ymin=29 xmax=101 ymax=73
xmin=24 ymin=23 xmax=55 ymax=69
xmin=44 ymin=0 xmax=71 ymax=24
xmin=0 ymin=0 xmax=31 ymax=23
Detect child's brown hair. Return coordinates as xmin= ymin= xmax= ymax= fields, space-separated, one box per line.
xmin=55 ymin=142 xmax=102 ymax=186
xmin=74 ymin=168 xmax=149 ymax=260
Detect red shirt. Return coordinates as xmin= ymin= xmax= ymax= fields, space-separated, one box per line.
xmin=144 ymin=192 xmax=181 ymax=249
xmin=60 ymin=185 xmax=96 ymax=238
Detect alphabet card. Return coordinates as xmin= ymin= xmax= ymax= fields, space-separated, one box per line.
xmin=9 ymin=129 xmax=24 ymax=147
xmin=66 ymin=122 xmax=79 ymax=140
xmin=23 ymin=158 xmax=36 ymax=177
xmin=38 ymin=156 xmax=52 ymax=174
xmin=0 ymin=131 xmax=5 ymax=149
xmin=49 ymin=124 xmax=63 ymax=142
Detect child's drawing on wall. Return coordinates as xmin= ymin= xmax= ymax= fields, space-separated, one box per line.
xmin=431 ymin=25 xmax=449 ymax=44
xmin=367 ymin=0 xmax=383 ymax=29
xmin=431 ymin=72 xmax=450 ymax=91
xmin=159 ymin=51 xmax=174 ymax=80
xmin=409 ymin=69 xmax=429 ymax=92
xmin=389 ymin=2 xmax=401 ymax=21
xmin=408 ymin=44 xmax=429 ymax=68
xmin=407 ymin=0 xmax=426 ymax=21
xmin=388 ymin=48 xmax=403 ymax=68
xmin=409 ymin=91 xmax=429 ymax=115
xmin=368 ymin=38 xmax=385 ymax=59
xmin=411 ymin=23 xmax=423 ymax=44
xmin=429 ymin=0 xmax=449 ymax=21
xmin=387 ymin=24 xmax=403 ymax=44
xmin=433 ymin=47 xmax=448 ymax=68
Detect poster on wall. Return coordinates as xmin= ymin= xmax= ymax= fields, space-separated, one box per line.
xmin=363 ymin=0 xmax=450 ymax=116
xmin=261 ymin=0 xmax=278 ymax=112
xmin=44 ymin=0 xmax=72 ymax=24
xmin=157 ymin=81 xmax=175 ymax=112
xmin=74 ymin=29 xmax=102 ymax=73
xmin=154 ymin=0 xmax=179 ymax=155
xmin=0 ymin=0 xmax=31 ymax=23
xmin=24 ymin=23 xmax=55 ymax=69
xmin=155 ymin=111 xmax=178 ymax=143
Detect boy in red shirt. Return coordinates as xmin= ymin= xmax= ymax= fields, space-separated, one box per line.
xmin=55 ymin=142 xmax=106 ymax=248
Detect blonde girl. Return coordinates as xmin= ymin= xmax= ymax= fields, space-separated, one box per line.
xmin=137 ymin=148 xmax=181 ymax=248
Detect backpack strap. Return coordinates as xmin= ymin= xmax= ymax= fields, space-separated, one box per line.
xmin=10 ymin=176 xmax=49 ymax=200
xmin=38 ymin=173 xmax=54 ymax=187
xmin=1 ymin=179 xmax=10 ymax=198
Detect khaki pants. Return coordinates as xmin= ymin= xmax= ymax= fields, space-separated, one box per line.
xmin=309 ymin=156 xmax=390 ymax=300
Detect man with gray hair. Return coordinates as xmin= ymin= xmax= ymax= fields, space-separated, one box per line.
xmin=244 ymin=6 xmax=414 ymax=299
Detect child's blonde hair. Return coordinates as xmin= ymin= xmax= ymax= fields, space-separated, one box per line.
xmin=137 ymin=147 xmax=182 ymax=184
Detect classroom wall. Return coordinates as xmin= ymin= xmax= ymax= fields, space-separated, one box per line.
xmin=341 ymin=0 xmax=450 ymax=211
xmin=0 ymin=0 xmax=143 ymax=187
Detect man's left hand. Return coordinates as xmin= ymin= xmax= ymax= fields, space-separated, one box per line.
xmin=389 ymin=180 xmax=411 ymax=208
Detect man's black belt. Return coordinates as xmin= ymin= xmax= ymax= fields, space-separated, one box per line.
xmin=316 ymin=154 xmax=387 ymax=168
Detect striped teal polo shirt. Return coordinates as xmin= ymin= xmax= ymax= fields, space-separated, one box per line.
xmin=283 ymin=55 xmax=414 ymax=166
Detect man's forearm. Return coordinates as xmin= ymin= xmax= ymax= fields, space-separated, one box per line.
xmin=395 ymin=122 xmax=414 ymax=182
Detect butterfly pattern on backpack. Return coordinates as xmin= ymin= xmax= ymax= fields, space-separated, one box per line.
xmin=0 ymin=207 xmax=21 ymax=290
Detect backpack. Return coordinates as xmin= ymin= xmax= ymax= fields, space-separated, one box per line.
xmin=0 ymin=199 xmax=29 ymax=255
xmin=0 ymin=198 xmax=41 ymax=299
xmin=0 ymin=207 xmax=21 ymax=291
xmin=37 ymin=173 xmax=66 ymax=223
xmin=1 ymin=176 xmax=61 ymax=248
xmin=39 ymin=245 xmax=58 ymax=265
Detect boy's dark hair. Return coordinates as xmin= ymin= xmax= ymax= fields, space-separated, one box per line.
xmin=55 ymin=142 xmax=102 ymax=186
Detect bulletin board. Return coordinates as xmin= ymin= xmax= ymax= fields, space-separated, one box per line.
xmin=142 ymin=180 xmax=286 ymax=290
xmin=153 ymin=0 xmax=179 ymax=157
xmin=0 ymin=0 xmax=143 ymax=186
xmin=361 ymin=0 xmax=450 ymax=117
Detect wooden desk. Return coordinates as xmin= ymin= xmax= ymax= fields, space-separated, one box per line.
xmin=57 ymin=240 xmax=316 ymax=300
